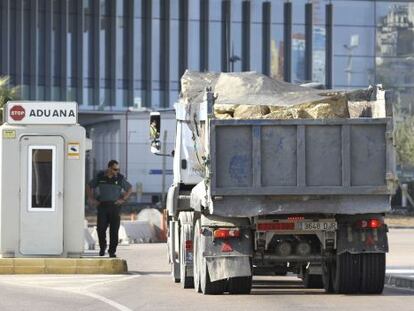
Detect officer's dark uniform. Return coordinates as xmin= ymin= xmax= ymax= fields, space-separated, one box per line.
xmin=88 ymin=171 xmax=132 ymax=256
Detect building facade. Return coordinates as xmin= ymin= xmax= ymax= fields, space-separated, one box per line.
xmin=1 ymin=0 xmax=414 ymax=200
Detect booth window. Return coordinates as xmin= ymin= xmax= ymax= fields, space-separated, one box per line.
xmin=29 ymin=146 xmax=56 ymax=210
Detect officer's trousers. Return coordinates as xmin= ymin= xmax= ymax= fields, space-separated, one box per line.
xmin=97 ymin=202 xmax=120 ymax=255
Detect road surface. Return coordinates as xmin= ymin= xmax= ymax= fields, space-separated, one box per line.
xmin=0 ymin=229 xmax=412 ymax=311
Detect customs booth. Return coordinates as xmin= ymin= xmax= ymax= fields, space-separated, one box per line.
xmin=0 ymin=101 xmax=89 ymax=257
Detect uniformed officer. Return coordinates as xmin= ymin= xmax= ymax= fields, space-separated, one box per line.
xmin=150 ymin=120 xmax=159 ymax=140
xmin=86 ymin=160 xmax=132 ymax=258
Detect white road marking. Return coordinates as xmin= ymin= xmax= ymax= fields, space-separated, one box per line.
xmin=83 ymin=274 xmax=142 ymax=289
xmin=0 ymin=274 xmax=142 ymax=311
xmin=67 ymin=289 xmax=133 ymax=311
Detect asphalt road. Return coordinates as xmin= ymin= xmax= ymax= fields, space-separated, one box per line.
xmin=0 ymin=229 xmax=413 ymax=311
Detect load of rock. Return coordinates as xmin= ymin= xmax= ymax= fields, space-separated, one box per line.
xmin=180 ymin=71 xmax=385 ymax=120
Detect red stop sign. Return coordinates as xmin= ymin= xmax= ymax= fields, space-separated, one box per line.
xmin=9 ymin=105 xmax=25 ymax=121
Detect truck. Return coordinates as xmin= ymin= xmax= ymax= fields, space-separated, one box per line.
xmin=150 ymin=71 xmax=397 ymax=295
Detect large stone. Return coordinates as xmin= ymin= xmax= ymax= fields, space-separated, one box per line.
xmin=213 ymin=103 xmax=238 ymax=116
xmin=217 ymin=95 xmax=349 ymax=120
xmin=215 ymin=112 xmax=234 ymax=120
xmin=233 ymin=105 xmax=271 ymax=119
xmin=348 ymin=101 xmax=373 ymax=118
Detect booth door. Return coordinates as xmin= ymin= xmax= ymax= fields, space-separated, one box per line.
xmin=19 ymin=136 xmax=64 ymax=255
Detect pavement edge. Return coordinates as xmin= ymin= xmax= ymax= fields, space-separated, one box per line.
xmin=0 ymin=258 xmax=128 ymax=274
xmin=385 ymin=274 xmax=414 ymax=291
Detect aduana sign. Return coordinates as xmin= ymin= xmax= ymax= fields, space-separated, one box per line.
xmin=5 ymin=102 xmax=78 ymax=125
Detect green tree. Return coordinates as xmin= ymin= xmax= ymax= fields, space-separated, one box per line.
xmin=0 ymin=76 xmax=20 ymax=122
xmin=395 ymin=116 xmax=414 ymax=166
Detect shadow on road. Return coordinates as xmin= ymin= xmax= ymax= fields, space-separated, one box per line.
xmin=250 ymin=279 xmax=323 ymax=295
xmin=250 ymin=279 xmax=412 ymax=296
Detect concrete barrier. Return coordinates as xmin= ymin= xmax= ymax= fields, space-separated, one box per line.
xmin=121 ymin=220 xmax=159 ymax=243
xmin=137 ymin=208 xmax=162 ymax=228
xmin=90 ymin=220 xmax=159 ymax=245
xmin=137 ymin=208 xmax=166 ymax=241
xmin=84 ymin=228 xmax=96 ymax=250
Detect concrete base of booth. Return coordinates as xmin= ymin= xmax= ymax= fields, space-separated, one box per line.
xmin=0 ymin=258 xmax=128 ymax=274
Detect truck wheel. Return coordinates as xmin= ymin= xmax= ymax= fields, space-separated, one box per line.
xmin=360 ymin=253 xmax=385 ymax=294
xmin=303 ymin=269 xmax=324 ymax=289
xmin=228 ymin=277 xmax=252 ymax=294
xmin=196 ymin=221 xmax=225 ymax=295
xmin=170 ymin=221 xmax=180 ymax=283
xmin=274 ymin=264 xmax=288 ymax=276
xmin=332 ymin=252 xmax=361 ymax=294
xmin=180 ymin=224 xmax=194 ymax=289
xmin=193 ymin=220 xmax=201 ymax=293
xmin=200 ymin=261 xmax=226 ymax=295
xmin=322 ymin=262 xmax=334 ymax=293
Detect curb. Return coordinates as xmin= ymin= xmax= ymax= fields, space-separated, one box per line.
xmin=387 ymin=226 xmax=414 ymax=229
xmin=385 ymin=274 xmax=414 ymax=291
xmin=0 ymin=258 xmax=128 ymax=274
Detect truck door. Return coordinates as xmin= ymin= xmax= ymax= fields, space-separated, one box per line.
xmin=19 ymin=136 xmax=64 ymax=255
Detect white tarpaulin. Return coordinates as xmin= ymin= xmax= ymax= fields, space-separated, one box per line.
xmin=179 ymin=70 xmax=382 ymax=120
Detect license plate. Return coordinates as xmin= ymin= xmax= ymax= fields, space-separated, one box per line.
xmin=301 ymin=221 xmax=337 ymax=231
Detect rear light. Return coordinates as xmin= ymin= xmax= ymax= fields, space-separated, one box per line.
xmin=356 ymin=219 xmax=383 ymax=229
xmin=257 ymin=222 xmax=295 ymax=231
xmin=213 ymin=228 xmax=241 ymax=239
xmin=185 ymin=240 xmax=193 ymax=251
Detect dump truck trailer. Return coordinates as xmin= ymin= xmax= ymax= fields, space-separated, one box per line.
xmin=150 ymin=71 xmax=396 ymax=295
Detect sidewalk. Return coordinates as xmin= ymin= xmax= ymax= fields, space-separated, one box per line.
xmin=385 ymin=269 xmax=414 ymax=291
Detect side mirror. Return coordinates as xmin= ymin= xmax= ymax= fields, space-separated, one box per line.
xmin=150 ymin=112 xmax=161 ymax=153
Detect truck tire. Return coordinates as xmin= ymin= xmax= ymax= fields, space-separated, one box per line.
xmin=303 ymin=268 xmax=324 ymax=289
xmin=332 ymin=252 xmax=361 ymax=294
xmin=193 ymin=220 xmax=201 ymax=293
xmin=195 ymin=219 xmax=225 ymax=295
xmin=200 ymin=262 xmax=226 ymax=295
xmin=169 ymin=220 xmax=180 ymax=283
xmin=322 ymin=262 xmax=334 ymax=293
xmin=228 ymin=277 xmax=252 ymax=294
xmin=274 ymin=264 xmax=288 ymax=276
xmin=360 ymin=253 xmax=385 ymax=294
xmin=180 ymin=223 xmax=194 ymax=289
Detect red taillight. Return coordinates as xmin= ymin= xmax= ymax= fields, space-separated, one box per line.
xmin=213 ymin=229 xmax=241 ymax=239
xmin=368 ymin=219 xmax=382 ymax=228
xmin=356 ymin=219 xmax=383 ymax=229
xmin=185 ymin=240 xmax=193 ymax=250
xmin=257 ymin=222 xmax=295 ymax=231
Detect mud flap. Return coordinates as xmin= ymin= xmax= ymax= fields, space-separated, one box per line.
xmin=337 ymin=224 xmax=388 ymax=254
xmin=206 ymin=256 xmax=251 ymax=282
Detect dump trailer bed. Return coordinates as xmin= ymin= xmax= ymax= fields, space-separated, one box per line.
xmin=208 ymin=118 xmax=396 ymax=217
